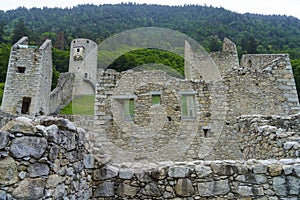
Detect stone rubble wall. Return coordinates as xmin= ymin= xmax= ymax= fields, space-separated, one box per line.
xmin=206 ymin=54 xmax=300 ymax=160
xmin=49 ymin=72 xmax=75 ymax=114
xmin=0 ymin=116 xmax=95 ymax=200
xmin=239 ymin=114 xmax=300 ymax=159
xmin=88 ymin=159 xmax=300 ymax=199
xmin=93 ymin=69 xmax=213 ymax=163
xmin=0 ymin=116 xmax=300 ymax=199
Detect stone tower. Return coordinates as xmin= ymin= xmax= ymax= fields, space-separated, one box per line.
xmin=1 ymin=37 xmax=53 ymax=116
xmin=68 ymin=38 xmax=98 ymax=96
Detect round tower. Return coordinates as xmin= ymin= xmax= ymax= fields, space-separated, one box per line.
xmin=69 ymin=38 xmax=98 ymax=96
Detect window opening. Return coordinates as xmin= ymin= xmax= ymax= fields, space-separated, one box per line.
xmin=181 ymin=95 xmax=196 ymax=118
xmin=152 ymin=94 xmax=161 ymax=105
xmin=16 ymin=66 xmax=26 ymax=73
xmin=123 ymin=99 xmax=135 ymax=121
xmin=21 ymin=97 xmax=31 ymax=114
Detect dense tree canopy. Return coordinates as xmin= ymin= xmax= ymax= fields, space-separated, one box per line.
xmin=0 ymin=4 xmax=300 ymax=97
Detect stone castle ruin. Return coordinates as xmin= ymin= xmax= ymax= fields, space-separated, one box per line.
xmin=0 ymin=34 xmax=300 ymax=199
xmin=1 ymin=37 xmax=53 ymax=116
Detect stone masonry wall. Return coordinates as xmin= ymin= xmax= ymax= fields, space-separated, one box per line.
xmin=0 ymin=117 xmax=94 ymax=200
xmin=1 ymin=37 xmax=53 ymax=116
xmin=0 ymin=116 xmax=299 ymax=199
xmin=239 ymin=114 xmax=300 ymax=159
xmin=92 ymin=69 xmax=214 ymax=163
xmin=205 ymin=53 xmax=300 ymax=160
xmin=89 ymin=159 xmax=300 ymax=199
xmin=50 ymin=72 xmax=75 ymax=114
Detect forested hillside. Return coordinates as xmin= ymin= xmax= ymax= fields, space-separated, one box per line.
xmin=0 ymin=3 xmax=300 ymax=99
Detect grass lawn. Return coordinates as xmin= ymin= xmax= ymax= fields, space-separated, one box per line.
xmin=60 ymin=95 xmax=94 ymax=115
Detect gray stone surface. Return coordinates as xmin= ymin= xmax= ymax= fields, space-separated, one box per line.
xmin=273 ymin=176 xmax=287 ymax=196
xmin=93 ymin=165 xmax=119 ymax=180
xmin=0 ymin=131 xmax=9 ymax=149
xmin=141 ymin=182 xmax=161 ymax=197
xmin=168 ymin=166 xmax=192 ymax=178
xmin=94 ymin=181 xmax=115 ymax=197
xmin=10 ymin=136 xmax=47 ymax=159
xmin=0 ymin=157 xmax=17 ymax=185
xmin=119 ymin=168 xmax=134 ymax=179
xmin=287 ymin=176 xmax=300 ymax=195
xmin=116 ymin=183 xmax=139 ymax=197
xmin=237 ymin=186 xmax=254 ymax=197
xmin=294 ymin=164 xmax=300 ymax=177
xmin=54 ymin=183 xmax=66 ymax=199
xmin=175 ymin=178 xmax=195 ymax=197
xmin=198 ymin=179 xmax=230 ymax=196
xmin=195 ymin=165 xmax=212 ymax=178
xmin=28 ymin=163 xmax=50 ymax=177
xmin=12 ymin=178 xmax=46 ymax=200
xmin=83 ymin=154 xmax=94 ymax=169
xmin=1 ymin=117 xmax=36 ymax=134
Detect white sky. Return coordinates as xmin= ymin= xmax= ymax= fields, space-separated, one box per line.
xmin=0 ymin=0 xmax=299 ymax=19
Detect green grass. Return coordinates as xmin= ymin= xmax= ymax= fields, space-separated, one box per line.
xmin=60 ymin=95 xmax=94 ymax=115
xmin=152 ymin=95 xmax=161 ymax=105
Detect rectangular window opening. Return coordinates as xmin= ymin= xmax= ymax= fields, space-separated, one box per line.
xmin=152 ymin=94 xmax=161 ymax=105
xmin=21 ymin=97 xmax=31 ymax=114
xmin=16 ymin=66 xmax=26 ymax=73
xmin=181 ymin=95 xmax=196 ymax=119
xmin=123 ymin=99 xmax=135 ymax=121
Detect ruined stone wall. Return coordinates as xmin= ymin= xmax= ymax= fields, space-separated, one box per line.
xmin=69 ymin=38 xmax=98 ymax=96
xmin=1 ymin=117 xmax=299 ymax=199
xmin=92 ymin=69 xmax=213 ymax=163
xmin=36 ymin=39 xmax=53 ymax=115
xmin=0 ymin=117 xmax=93 ymax=200
xmin=49 ymin=72 xmax=75 ymax=114
xmin=207 ymin=53 xmax=300 ymax=160
xmin=238 ymin=114 xmax=300 ymax=159
xmin=1 ymin=37 xmax=53 ymax=116
xmin=89 ymin=159 xmax=300 ymax=199
xmin=93 ymin=48 xmax=300 ymax=162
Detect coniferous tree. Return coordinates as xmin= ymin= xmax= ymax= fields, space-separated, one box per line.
xmin=11 ymin=19 xmax=28 ymax=44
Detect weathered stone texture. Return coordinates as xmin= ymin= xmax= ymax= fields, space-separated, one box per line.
xmin=10 ymin=136 xmax=47 ymax=159
xmin=12 ymin=178 xmax=46 ymax=200
xmin=1 ymin=37 xmax=52 ymax=116
xmin=69 ymin=38 xmax=98 ymax=96
xmin=0 ymin=157 xmax=18 ymax=185
xmin=0 ymin=117 xmax=93 ymax=200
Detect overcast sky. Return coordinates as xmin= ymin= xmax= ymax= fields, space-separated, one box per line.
xmin=0 ymin=0 xmax=299 ymax=19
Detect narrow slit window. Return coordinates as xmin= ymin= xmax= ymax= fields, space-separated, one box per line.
xmin=21 ymin=97 xmax=31 ymax=114
xmin=181 ymin=95 xmax=196 ymax=118
xmin=123 ymin=99 xmax=134 ymax=121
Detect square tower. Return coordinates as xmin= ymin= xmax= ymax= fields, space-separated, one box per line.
xmin=1 ymin=37 xmax=53 ymax=116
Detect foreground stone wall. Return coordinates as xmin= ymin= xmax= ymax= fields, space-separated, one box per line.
xmin=0 ymin=116 xmax=299 ymax=199
xmin=90 ymin=159 xmax=300 ymax=199
xmin=239 ymin=114 xmax=300 ymax=159
xmin=0 ymin=117 xmax=93 ymax=200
